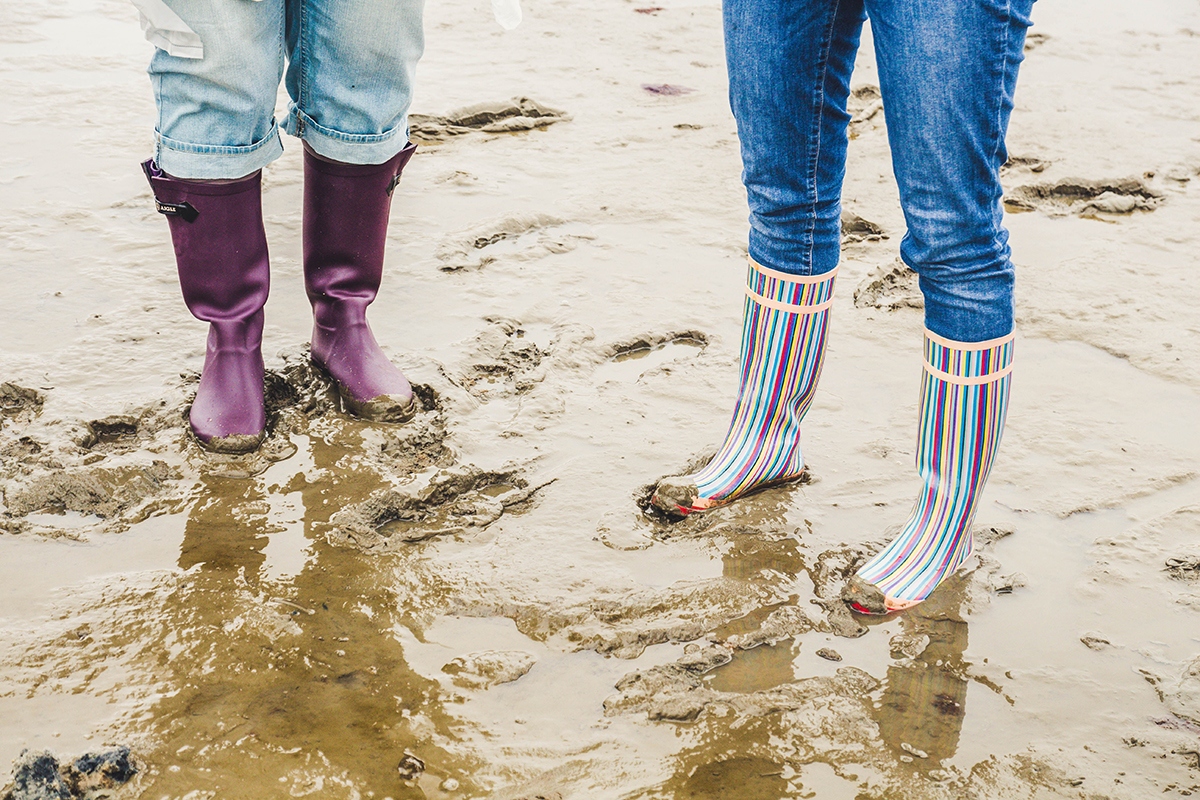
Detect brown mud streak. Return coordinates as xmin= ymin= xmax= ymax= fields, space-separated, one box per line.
xmin=408 ymin=96 xmax=570 ymax=144
xmin=0 ymin=347 xmax=448 ymax=538
xmin=1003 ymin=175 xmax=1165 ymax=216
xmin=328 ymin=466 xmax=551 ymax=551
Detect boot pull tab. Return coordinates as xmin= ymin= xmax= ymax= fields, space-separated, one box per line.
xmin=154 ymin=199 xmax=199 ymax=222
xmin=386 ymin=141 xmax=418 ymax=196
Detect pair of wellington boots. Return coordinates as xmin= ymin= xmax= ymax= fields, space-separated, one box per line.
xmin=650 ymin=258 xmax=1013 ymax=614
xmin=143 ymin=144 xmax=418 ymax=454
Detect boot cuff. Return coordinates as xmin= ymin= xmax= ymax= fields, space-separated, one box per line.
xmin=301 ymin=142 xmax=417 ymax=178
xmin=141 ymin=159 xmax=262 ymax=197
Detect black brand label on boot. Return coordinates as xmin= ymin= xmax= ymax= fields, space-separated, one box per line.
xmin=154 ymin=200 xmax=199 ymax=222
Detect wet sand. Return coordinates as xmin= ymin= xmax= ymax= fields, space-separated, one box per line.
xmin=3 ymin=0 xmax=1200 ymax=797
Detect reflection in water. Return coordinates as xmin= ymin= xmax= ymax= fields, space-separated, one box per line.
xmin=133 ymin=425 xmax=467 ymax=799
xmin=177 ymin=478 xmax=269 ymax=575
xmin=874 ymin=608 xmax=970 ymax=766
xmin=631 ymin=530 xmax=971 ymax=797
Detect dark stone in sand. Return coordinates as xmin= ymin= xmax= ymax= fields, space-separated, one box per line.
xmin=5 ymin=746 xmax=136 ymax=800
xmin=397 ymin=753 xmax=425 ymax=781
xmin=7 ymin=751 xmax=69 ymax=800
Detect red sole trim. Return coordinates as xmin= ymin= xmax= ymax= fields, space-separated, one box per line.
xmin=846 ymin=601 xmax=892 ymax=617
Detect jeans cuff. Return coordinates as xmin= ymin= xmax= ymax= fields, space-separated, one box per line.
xmin=287 ymin=109 xmax=410 ymax=165
xmin=154 ymin=122 xmax=284 ymax=180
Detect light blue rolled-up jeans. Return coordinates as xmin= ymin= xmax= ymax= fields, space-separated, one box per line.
xmin=148 ymin=0 xmax=424 ymax=179
xmin=724 ymin=0 xmax=1034 ymax=342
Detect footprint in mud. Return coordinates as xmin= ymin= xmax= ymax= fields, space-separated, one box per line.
xmin=1001 ymin=154 xmax=1052 ymax=175
xmin=441 ymin=650 xmax=537 ymax=690
xmin=1004 ymin=175 xmax=1165 ymax=216
xmin=847 ymin=84 xmax=884 ymax=131
xmin=0 ymin=344 xmax=456 ymax=536
xmin=435 ymin=213 xmax=592 ymax=272
xmin=853 ymin=258 xmax=923 ymax=311
xmin=455 ymin=318 xmax=549 ymax=401
xmin=0 ymin=394 xmax=188 ymax=536
xmin=80 ymin=415 xmax=143 ymax=458
xmin=604 ymin=627 xmax=879 ymax=723
xmin=593 ymin=331 xmax=708 ymax=385
xmin=327 ymin=465 xmax=552 ymax=551
xmin=408 ymin=97 xmax=569 ymax=144
xmin=840 ymin=210 xmax=888 ymax=243
xmin=0 ymin=382 xmax=43 ymax=424
xmin=1024 ymin=31 xmax=1051 ymax=51
xmin=2 ymin=459 xmax=179 ymax=535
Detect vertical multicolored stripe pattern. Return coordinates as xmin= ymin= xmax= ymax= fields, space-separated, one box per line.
xmin=687 ymin=258 xmax=836 ymax=508
xmin=854 ymin=330 xmax=1015 ymax=608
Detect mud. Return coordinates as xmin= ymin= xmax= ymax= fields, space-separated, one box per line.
xmin=1003 ymin=175 xmax=1165 ymax=216
xmin=840 ymin=210 xmax=888 ymax=242
xmin=853 ymin=258 xmax=923 ymax=311
xmin=3 ymin=0 xmax=1200 ymax=798
xmin=409 ymin=97 xmax=569 ymax=144
xmin=435 ymin=215 xmax=589 ymax=272
xmin=442 ymin=650 xmax=537 ymax=689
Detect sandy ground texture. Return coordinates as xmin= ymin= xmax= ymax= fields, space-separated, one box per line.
xmin=2 ymin=0 xmax=1200 ymax=797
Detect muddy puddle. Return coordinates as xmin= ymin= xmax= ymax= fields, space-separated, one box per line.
xmin=3 ymin=0 xmax=1200 ymax=797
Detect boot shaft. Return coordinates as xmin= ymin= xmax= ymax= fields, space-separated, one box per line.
xmin=302 ymin=143 xmax=416 ymax=318
xmin=141 ymin=161 xmax=271 ymax=323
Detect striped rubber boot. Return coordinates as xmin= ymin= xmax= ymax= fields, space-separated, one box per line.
xmin=844 ymin=330 xmax=1014 ymax=614
xmin=651 ymin=258 xmax=835 ymax=516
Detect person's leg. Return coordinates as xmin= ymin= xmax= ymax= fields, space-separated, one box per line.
xmin=844 ymin=0 xmax=1033 ymax=613
xmin=149 ymin=0 xmax=286 ymax=179
xmin=651 ymin=0 xmax=864 ymax=516
xmin=284 ymin=0 xmax=425 ymax=421
xmin=143 ymin=0 xmax=285 ymax=451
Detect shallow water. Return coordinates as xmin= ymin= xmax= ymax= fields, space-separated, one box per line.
xmin=2 ymin=0 xmax=1200 ymax=798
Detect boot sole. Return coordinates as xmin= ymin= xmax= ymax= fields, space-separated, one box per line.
xmin=310 ymin=357 xmax=418 ymax=424
xmin=650 ymin=471 xmax=809 ymax=518
xmin=192 ymin=429 xmax=266 ymax=455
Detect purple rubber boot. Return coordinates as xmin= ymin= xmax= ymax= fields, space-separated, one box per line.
xmin=303 ymin=143 xmax=418 ymax=422
xmin=142 ymin=161 xmax=270 ymax=453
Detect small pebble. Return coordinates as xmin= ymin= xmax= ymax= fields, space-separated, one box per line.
xmin=815 ymin=648 xmax=842 ymax=662
xmin=397 ymin=753 xmax=425 ymax=781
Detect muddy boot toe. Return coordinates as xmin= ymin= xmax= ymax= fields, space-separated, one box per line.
xmin=651 ymin=477 xmax=701 ymax=517
xmin=842 ymin=574 xmax=890 ymax=616
xmin=341 ymin=389 xmax=417 ymax=423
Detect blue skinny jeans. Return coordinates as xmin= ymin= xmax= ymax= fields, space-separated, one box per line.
xmin=148 ymin=0 xmax=424 ymax=179
xmin=725 ymin=0 xmax=1034 ymax=342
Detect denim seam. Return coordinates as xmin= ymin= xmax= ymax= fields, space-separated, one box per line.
xmin=153 ymin=70 xmax=164 ymax=166
xmin=808 ymin=0 xmax=842 ymax=279
xmin=988 ymin=0 xmax=1015 ymax=251
xmin=276 ymin=0 xmax=285 ymax=108
xmin=299 ymin=0 xmax=309 ymax=136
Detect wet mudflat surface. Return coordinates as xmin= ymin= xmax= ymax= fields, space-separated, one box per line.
xmin=2 ymin=0 xmax=1200 ymax=797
